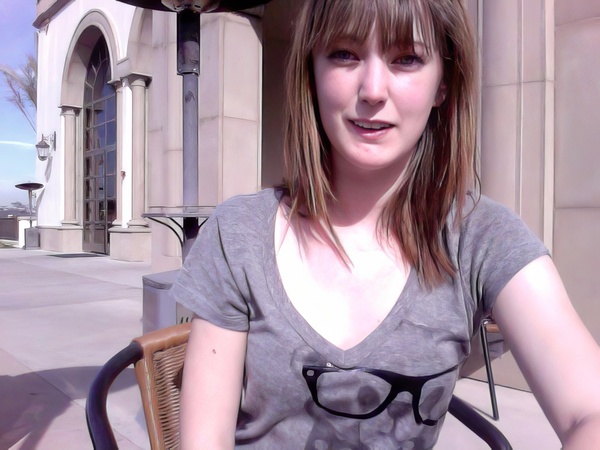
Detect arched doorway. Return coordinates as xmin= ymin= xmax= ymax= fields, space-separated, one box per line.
xmin=82 ymin=39 xmax=117 ymax=254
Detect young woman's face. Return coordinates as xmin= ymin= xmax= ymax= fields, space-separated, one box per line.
xmin=312 ymin=30 xmax=446 ymax=180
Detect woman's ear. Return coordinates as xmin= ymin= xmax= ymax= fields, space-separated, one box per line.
xmin=434 ymin=81 xmax=447 ymax=107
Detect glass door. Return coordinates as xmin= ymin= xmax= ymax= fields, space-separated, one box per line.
xmin=83 ymin=39 xmax=116 ymax=254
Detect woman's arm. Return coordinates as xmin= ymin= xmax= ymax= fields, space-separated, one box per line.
xmin=493 ymin=255 xmax=600 ymax=449
xmin=180 ymin=317 xmax=247 ymax=450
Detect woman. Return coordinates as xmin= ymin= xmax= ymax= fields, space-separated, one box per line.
xmin=171 ymin=0 xmax=600 ymax=448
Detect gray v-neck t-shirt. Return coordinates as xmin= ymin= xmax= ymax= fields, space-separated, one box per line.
xmin=170 ymin=188 xmax=548 ymax=449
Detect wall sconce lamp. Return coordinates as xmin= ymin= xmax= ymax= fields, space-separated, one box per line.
xmin=36 ymin=132 xmax=55 ymax=161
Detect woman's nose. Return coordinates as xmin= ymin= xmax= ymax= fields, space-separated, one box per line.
xmin=358 ymin=58 xmax=388 ymax=105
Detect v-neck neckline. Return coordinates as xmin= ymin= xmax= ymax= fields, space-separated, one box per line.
xmin=262 ymin=191 xmax=417 ymax=368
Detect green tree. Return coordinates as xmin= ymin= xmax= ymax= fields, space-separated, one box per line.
xmin=0 ymin=54 xmax=37 ymax=132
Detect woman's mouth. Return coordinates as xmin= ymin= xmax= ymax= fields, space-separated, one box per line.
xmin=351 ymin=120 xmax=392 ymax=131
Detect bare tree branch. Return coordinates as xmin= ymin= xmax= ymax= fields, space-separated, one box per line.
xmin=0 ymin=53 xmax=37 ymax=132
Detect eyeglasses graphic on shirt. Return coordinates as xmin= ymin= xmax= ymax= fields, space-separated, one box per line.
xmin=302 ymin=363 xmax=458 ymax=425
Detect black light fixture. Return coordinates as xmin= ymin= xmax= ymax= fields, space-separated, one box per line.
xmin=36 ymin=132 xmax=56 ymax=161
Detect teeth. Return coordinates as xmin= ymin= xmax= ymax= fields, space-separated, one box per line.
xmin=354 ymin=121 xmax=390 ymax=130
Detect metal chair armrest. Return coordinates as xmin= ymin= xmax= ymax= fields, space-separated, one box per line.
xmin=448 ymin=395 xmax=512 ymax=450
xmin=86 ymin=342 xmax=143 ymax=450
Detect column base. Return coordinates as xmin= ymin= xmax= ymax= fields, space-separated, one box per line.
xmin=38 ymin=225 xmax=83 ymax=253
xmin=127 ymin=218 xmax=149 ymax=228
xmin=109 ymin=226 xmax=151 ymax=262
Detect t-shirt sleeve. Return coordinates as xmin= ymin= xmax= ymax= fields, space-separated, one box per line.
xmin=459 ymin=196 xmax=550 ymax=314
xmin=168 ymin=212 xmax=250 ymax=332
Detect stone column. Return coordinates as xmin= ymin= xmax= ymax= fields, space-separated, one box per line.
xmin=198 ymin=12 xmax=263 ymax=205
xmin=60 ymin=106 xmax=80 ymax=226
xmin=110 ymin=80 xmax=124 ymax=228
xmin=108 ymin=73 xmax=152 ymax=262
xmin=127 ymin=74 xmax=150 ymax=227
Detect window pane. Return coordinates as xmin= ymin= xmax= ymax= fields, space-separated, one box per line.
xmin=85 ymin=157 xmax=92 ymax=177
xmin=105 ymin=95 xmax=116 ymax=121
xmin=94 ymin=224 xmax=105 ymax=245
xmin=85 ymin=179 xmax=94 ymax=199
xmin=96 ymin=124 xmax=106 ymax=148
xmin=95 ymin=102 xmax=105 ymax=125
xmin=98 ymin=201 xmax=105 ymax=221
xmin=106 ymin=121 xmax=116 ymax=146
xmin=106 ymin=150 xmax=116 ymax=176
xmin=101 ymin=80 xmax=114 ymax=99
xmin=107 ymin=199 xmax=116 ymax=223
xmin=97 ymin=177 xmax=105 ymax=198
xmin=95 ymin=155 xmax=105 ymax=177
xmin=85 ymin=201 xmax=93 ymax=221
xmin=106 ymin=175 xmax=115 ymax=198
xmin=83 ymin=223 xmax=92 ymax=243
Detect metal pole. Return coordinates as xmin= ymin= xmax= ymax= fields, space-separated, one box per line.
xmin=177 ymin=10 xmax=201 ymax=258
xmin=28 ymin=190 xmax=33 ymax=228
xmin=178 ymin=9 xmax=200 ymax=208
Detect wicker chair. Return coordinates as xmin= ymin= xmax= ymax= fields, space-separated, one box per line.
xmin=86 ymin=322 xmax=512 ymax=450
xmin=87 ymin=323 xmax=191 ymax=450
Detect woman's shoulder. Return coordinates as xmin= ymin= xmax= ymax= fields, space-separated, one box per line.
xmin=460 ymin=193 xmax=524 ymax=231
xmin=455 ymin=192 xmax=547 ymax=258
xmin=212 ymin=188 xmax=282 ymax=222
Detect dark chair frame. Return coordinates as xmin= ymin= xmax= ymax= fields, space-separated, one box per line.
xmin=87 ymin=329 xmax=512 ymax=450
xmin=481 ymin=316 xmax=501 ymax=420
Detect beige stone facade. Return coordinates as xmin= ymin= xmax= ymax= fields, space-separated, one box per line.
xmin=34 ymin=0 xmax=600 ymax=390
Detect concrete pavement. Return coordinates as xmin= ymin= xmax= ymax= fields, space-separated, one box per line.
xmin=0 ymin=242 xmax=151 ymax=449
xmin=0 ymin=240 xmax=561 ymax=449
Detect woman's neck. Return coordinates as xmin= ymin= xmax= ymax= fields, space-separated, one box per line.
xmin=323 ymin=172 xmax=405 ymax=257
xmin=329 ymin=169 xmax=404 ymax=229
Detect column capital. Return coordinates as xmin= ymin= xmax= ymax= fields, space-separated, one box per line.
xmin=108 ymin=77 xmax=124 ymax=91
xmin=59 ymin=104 xmax=81 ymax=115
xmin=120 ymin=72 xmax=152 ymax=88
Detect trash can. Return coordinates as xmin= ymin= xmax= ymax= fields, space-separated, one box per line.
xmin=142 ymin=270 xmax=193 ymax=334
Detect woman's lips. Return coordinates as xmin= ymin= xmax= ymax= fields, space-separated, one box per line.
xmin=351 ymin=120 xmax=392 ymax=130
xmin=349 ymin=119 xmax=394 ymax=137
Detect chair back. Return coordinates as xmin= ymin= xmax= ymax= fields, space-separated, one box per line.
xmin=134 ymin=323 xmax=191 ymax=450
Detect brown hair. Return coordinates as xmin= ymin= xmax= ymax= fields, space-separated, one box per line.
xmin=283 ymin=0 xmax=479 ymax=286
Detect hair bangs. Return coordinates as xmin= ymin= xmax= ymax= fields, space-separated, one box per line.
xmin=377 ymin=0 xmax=439 ymax=54
xmin=308 ymin=0 xmax=440 ymax=55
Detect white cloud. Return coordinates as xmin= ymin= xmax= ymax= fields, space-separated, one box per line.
xmin=0 ymin=141 xmax=35 ymax=150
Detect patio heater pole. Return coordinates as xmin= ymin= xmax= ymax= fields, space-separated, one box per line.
xmin=15 ymin=182 xmax=44 ymax=249
xmin=177 ymin=10 xmax=201 ymax=259
xmin=115 ymin=0 xmax=272 ymax=259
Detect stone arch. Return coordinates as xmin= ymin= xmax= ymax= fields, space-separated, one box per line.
xmin=125 ymin=8 xmax=154 ymax=76
xmin=61 ymin=10 xmax=120 ymax=108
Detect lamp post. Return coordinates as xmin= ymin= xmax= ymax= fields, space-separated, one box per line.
xmin=115 ymin=0 xmax=272 ymax=258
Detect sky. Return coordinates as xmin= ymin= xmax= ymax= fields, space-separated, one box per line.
xmin=0 ymin=1 xmax=37 ymax=207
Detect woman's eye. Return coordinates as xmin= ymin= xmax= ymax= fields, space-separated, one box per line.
xmin=395 ymin=54 xmax=424 ymax=67
xmin=329 ymin=50 xmax=357 ymax=62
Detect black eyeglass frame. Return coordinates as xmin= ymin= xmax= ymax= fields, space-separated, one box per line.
xmin=302 ymin=363 xmax=458 ymax=424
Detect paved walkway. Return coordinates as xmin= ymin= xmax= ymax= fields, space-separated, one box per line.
xmin=0 ymin=241 xmax=561 ymax=449
xmin=0 ymin=243 xmax=152 ymax=449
